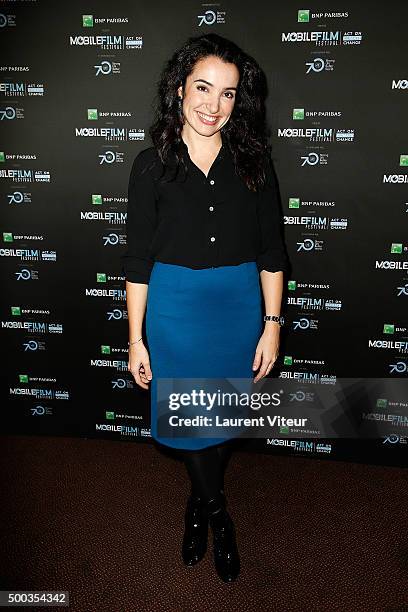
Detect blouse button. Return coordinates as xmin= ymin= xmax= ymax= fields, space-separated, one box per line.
xmin=209 ymin=180 xmax=215 ymax=185
xmin=210 ymin=236 xmax=216 ymax=242
xmin=209 ymin=206 xmax=214 ymax=211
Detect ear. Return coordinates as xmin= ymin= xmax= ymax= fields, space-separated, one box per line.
xmin=177 ymin=85 xmax=183 ymax=98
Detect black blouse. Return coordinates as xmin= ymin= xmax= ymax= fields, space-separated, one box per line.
xmin=120 ymin=139 xmax=289 ymax=284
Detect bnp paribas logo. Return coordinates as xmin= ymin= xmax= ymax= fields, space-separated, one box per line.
xmin=0 ymin=152 xmax=5 ymax=162
xmin=106 ymin=411 xmax=115 ymax=420
xmin=82 ymin=15 xmax=94 ymax=27
xmin=284 ymin=356 xmax=293 ymax=365
xmin=383 ymin=323 xmax=395 ymax=334
xmin=97 ymin=273 xmax=107 ymax=283
xmin=92 ymin=194 xmax=102 ymax=205
xmin=3 ymin=232 xmax=13 ymax=242
xmin=376 ymin=398 xmax=388 ymax=409
xmin=391 ymin=243 xmax=402 ymax=254
xmin=88 ymin=108 xmax=98 ymax=120
xmin=293 ymin=108 xmax=304 ymax=120
xmin=298 ymin=9 xmax=310 ymax=22
xmin=289 ymin=197 xmax=300 ymax=208
xmin=101 ymin=345 xmax=111 ymax=354
xmin=399 ymin=154 xmax=408 ymax=166
xmin=19 ymin=374 xmax=29 ymax=383
xmin=11 ymin=306 xmax=21 ymax=316
xmin=288 ymin=280 xmax=297 ymax=291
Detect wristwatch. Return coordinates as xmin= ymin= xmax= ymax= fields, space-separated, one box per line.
xmin=264 ymin=315 xmax=285 ymax=326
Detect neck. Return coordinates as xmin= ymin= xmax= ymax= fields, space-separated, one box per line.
xmin=181 ymin=127 xmax=223 ymax=155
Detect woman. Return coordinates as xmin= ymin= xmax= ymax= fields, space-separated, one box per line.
xmin=121 ymin=33 xmax=289 ymax=583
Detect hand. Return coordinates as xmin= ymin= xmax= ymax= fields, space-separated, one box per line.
xmin=128 ymin=341 xmax=153 ymax=389
xmin=252 ymin=326 xmax=280 ymax=383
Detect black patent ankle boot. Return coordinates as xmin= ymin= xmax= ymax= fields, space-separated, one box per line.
xmin=182 ymin=494 xmax=208 ymax=566
xmin=207 ymin=493 xmax=240 ymax=583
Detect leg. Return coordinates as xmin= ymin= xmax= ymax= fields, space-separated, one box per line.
xmin=180 ymin=445 xmax=224 ymax=502
xmin=177 ymin=445 xmax=223 ymax=567
xmin=179 ymin=444 xmax=240 ymax=582
xmin=215 ymin=441 xmax=233 ymax=494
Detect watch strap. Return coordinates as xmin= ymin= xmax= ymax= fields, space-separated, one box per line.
xmin=264 ymin=315 xmax=285 ymax=326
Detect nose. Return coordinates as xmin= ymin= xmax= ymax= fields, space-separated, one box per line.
xmin=206 ymin=94 xmax=221 ymax=115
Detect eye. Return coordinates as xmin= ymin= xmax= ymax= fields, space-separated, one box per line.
xmin=197 ymin=85 xmax=208 ymax=92
xmin=224 ymin=91 xmax=235 ymax=99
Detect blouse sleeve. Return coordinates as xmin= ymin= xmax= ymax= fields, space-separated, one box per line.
xmin=256 ymin=157 xmax=289 ymax=274
xmin=120 ymin=151 xmax=158 ymax=285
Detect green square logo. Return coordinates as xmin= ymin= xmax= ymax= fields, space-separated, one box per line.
xmin=92 ymin=194 xmax=102 ymax=205
xmin=3 ymin=232 xmax=13 ymax=242
xmin=88 ymin=109 xmax=98 ymax=120
xmin=83 ymin=15 xmax=94 ymax=27
xmin=284 ymin=356 xmax=293 ymax=365
xmin=288 ymin=280 xmax=297 ymax=291
xmin=0 ymin=152 xmax=5 ymax=162
xmin=289 ymin=198 xmax=300 ymax=208
xmin=391 ymin=243 xmax=402 ymax=254
xmin=298 ymin=9 xmax=310 ymax=22
xmin=280 ymin=425 xmax=289 ymax=433
xmin=97 ymin=273 xmax=106 ymax=283
xmin=101 ymin=345 xmax=111 ymax=354
xmin=376 ymin=398 xmax=387 ymax=409
xmin=399 ymin=154 xmax=408 ymax=166
xmin=383 ymin=324 xmax=394 ymax=334
xmin=19 ymin=374 xmax=29 ymax=383
xmin=293 ymin=108 xmax=304 ymax=120
xmin=11 ymin=306 xmax=21 ymax=316
xmin=106 ymin=411 xmax=115 ymax=419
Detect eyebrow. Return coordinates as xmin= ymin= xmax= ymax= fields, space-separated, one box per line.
xmin=193 ymin=78 xmax=237 ymax=91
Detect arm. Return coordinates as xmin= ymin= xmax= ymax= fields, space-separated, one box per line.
xmin=259 ymin=269 xmax=284 ymax=330
xmin=253 ymin=158 xmax=289 ymax=382
xmin=121 ymin=151 xmax=158 ymax=389
xmin=125 ymin=278 xmax=148 ymax=339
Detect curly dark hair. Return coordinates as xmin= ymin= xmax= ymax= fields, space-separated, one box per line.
xmin=149 ymin=33 xmax=273 ymax=192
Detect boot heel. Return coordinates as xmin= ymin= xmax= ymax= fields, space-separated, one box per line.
xmin=207 ymin=494 xmax=240 ymax=582
xmin=181 ymin=495 xmax=208 ymax=566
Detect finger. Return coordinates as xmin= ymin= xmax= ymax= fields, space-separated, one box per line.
xmin=138 ymin=364 xmax=150 ymax=385
xmin=142 ymin=360 xmax=153 ymax=380
xmin=139 ymin=370 xmax=149 ymax=382
xmin=134 ymin=372 xmax=149 ymax=389
xmin=265 ymin=361 xmax=274 ymax=376
xmin=252 ymin=350 xmax=262 ymax=371
xmin=254 ymin=360 xmax=273 ymax=383
xmin=130 ymin=364 xmax=148 ymax=389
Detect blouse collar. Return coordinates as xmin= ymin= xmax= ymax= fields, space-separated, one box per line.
xmin=180 ymin=136 xmax=226 ymax=162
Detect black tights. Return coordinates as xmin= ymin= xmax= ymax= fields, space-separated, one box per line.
xmin=177 ymin=442 xmax=233 ymax=502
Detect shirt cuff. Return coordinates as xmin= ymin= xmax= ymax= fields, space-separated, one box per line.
xmin=256 ymin=252 xmax=289 ymax=274
xmin=121 ymin=257 xmax=153 ymax=284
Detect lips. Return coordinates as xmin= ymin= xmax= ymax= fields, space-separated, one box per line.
xmin=196 ymin=110 xmax=219 ymax=125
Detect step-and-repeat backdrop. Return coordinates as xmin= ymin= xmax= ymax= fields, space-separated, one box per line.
xmin=2 ymin=1 xmax=407 ymax=467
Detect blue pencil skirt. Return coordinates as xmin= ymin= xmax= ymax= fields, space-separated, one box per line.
xmin=145 ymin=261 xmax=263 ymax=450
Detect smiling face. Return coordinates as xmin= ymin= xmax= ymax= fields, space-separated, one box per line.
xmin=177 ymin=55 xmax=239 ymax=139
